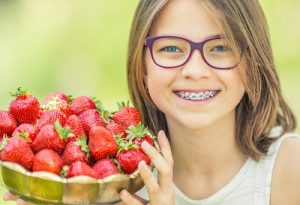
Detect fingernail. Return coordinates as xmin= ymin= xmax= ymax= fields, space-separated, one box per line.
xmin=3 ymin=193 xmax=9 ymax=201
xmin=138 ymin=160 xmax=147 ymax=170
xmin=158 ymin=130 xmax=165 ymax=136
xmin=16 ymin=199 xmax=24 ymax=204
xmin=3 ymin=192 xmax=14 ymax=201
xmin=158 ymin=130 xmax=167 ymax=139
xmin=141 ymin=141 xmax=150 ymax=149
xmin=120 ymin=189 xmax=128 ymax=198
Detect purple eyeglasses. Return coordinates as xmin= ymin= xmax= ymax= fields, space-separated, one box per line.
xmin=144 ymin=34 xmax=246 ymax=69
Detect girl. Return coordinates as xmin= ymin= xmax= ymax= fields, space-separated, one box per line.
xmin=120 ymin=0 xmax=300 ymax=204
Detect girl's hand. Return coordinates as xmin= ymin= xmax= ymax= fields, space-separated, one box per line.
xmin=3 ymin=192 xmax=35 ymax=205
xmin=120 ymin=130 xmax=175 ymax=205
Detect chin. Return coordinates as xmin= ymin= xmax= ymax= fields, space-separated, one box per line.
xmin=173 ymin=114 xmax=216 ymax=130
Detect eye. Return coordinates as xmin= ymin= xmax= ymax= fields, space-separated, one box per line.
xmin=211 ymin=45 xmax=230 ymax=52
xmin=161 ymin=46 xmax=181 ymax=53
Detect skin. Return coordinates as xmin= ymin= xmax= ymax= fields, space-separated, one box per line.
xmin=143 ymin=0 xmax=247 ymax=200
xmin=120 ymin=0 xmax=300 ymax=205
xmin=123 ymin=0 xmax=246 ymax=204
xmin=4 ymin=0 xmax=300 ymax=204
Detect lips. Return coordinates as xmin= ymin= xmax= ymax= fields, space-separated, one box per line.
xmin=174 ymin=90 xmax=220 ymax=101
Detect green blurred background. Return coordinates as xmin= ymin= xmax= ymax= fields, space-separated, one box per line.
xmin=0 ymin=0 xmax=299 ymax=204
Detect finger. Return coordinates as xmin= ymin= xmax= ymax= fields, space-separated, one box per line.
xmin=141 ymin=140 xmax=172 ymax=189
xmin=138 ymin=160 xmax=160 ymax=197
xmin=119 ymin=189 xmax=145 ymax=205
xmin=157 ymin=130 xmax=173 ymax=167
xmin=3 ymin=192 xmax=18 ymax=201
xmin=16 ymin=198 xmax=34 ymax=205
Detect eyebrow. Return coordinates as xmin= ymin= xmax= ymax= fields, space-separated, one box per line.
xmin=147 ymin=33 xmax=224 ymax=41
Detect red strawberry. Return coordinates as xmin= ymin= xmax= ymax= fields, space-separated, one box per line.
xmin=64 ymin=115 xmax=85 ymax=141
xmin=70 ymin=96 xmax=96 ymax=116
xmin=112 ymin=101 xmax=141 ymax=128
xmin=106 ymin=119 xmax=127 ymax=138
xmin=93 ymin=159 xmax=119 ymax=179
xmin=41 ymin=92 xmax=72 ymax=118
xmin=43 ymin=92 xmax=69 ymax=104
xmin=79 ymin=109 xmax=106 ymax=135
xmin=117 ymin=149 xmax=151 ymax=174
xmin=88 ymin=126 xmax=118 ymax=160
xmin=126 ymin=123 xmax=154 ymax=148
xmin=0 ymin=136 xmax=34 ymax=170
xmin=12 ymin=123 xmax=37 ymax=143
xmin=31 ymin=122 xmax=72 ymax=153
xmin=66 ymin=161 xmax=98 ymax=178
xmin=0 ymin=110 xmax=17 ymax=138
xmin=62 ymin=136 xmax=90 ymax=165
xmin=116 ymin=139 xmax=151 ymax=174
xmin=9 ymin=87 xmax=40 ymax=124
xmin=133 ymin=135 xmax=153 ymax=148
xmin=32 ymin=149 xmax=64 ymax=175
xmin=36 ymin=110 xmax=67 ymax=130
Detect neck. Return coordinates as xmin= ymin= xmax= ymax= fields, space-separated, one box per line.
xmin=167 ymin=113 xmax=247 ymax=177
xmin=165 ymin=112 xmax=248 ymax=199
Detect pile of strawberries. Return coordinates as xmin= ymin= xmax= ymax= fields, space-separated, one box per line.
xmin=0 ymin=87 xmax=154 ymax=179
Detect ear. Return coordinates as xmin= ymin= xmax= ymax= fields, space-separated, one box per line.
xmin=143 ymin=74 xmax=148 ymax=92
xmin=142 ymin=47 xmax=148 ymax=76
xmin=142 ymin=60 xmax=148 ymax=88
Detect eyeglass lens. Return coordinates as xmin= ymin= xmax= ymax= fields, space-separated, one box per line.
xmin=151 ymin=37 xmax=240 ymax=69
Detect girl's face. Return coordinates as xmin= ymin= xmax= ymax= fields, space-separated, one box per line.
xmin=144 ymin=0 xmax=245 ymax=130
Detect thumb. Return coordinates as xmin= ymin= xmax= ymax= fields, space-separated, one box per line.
xmin=120 ymin=189 xmax=148 ymax=204
xmin=16 ymin=198 xmax=35 ymax=205
xmin=3 ymin=191 xmax=18 ymax=201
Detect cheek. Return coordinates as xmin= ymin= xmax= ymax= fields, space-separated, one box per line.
xmin=145 ymin=55 xmax=174 ymax=105
xmin=231 ymin=70 xmax=246 ymax=100
xmin=145 ymin=51 xmax=161 ymax=86
xmin=219 ymin=66 xmax=246 ymax=102
xmin=146 ymin=68 xmax=162 ymax=96
xmin=145 ymin=52 xmax=160 ymax=97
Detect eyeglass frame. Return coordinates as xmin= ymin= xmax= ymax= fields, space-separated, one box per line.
xmin=144 ymin=34 xmax=247 ymax=70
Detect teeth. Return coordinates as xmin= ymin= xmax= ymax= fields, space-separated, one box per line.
xmin=184 ymin=92 xmax=191 ymax=100
xmin=177 ymin=91 xmax=218 ymax=101
xmin=198 ymin=93 xmax=204 ymax=100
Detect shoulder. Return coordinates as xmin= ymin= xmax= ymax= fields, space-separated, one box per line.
xmin=271 ymin=134 xmax=300 ymax=204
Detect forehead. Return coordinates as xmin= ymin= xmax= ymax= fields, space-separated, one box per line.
xmin=149 ymin=0 xmax=223 ymax=41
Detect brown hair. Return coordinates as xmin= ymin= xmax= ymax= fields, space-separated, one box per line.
xmin=127 ymin=0 xmax=297 ymax=160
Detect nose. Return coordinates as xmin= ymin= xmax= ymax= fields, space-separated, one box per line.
xmin=181 ymin=49 xmax=212 ymax=79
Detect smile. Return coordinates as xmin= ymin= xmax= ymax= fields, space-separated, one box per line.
xmin=175 ymin=90 xmax=220 ymax=101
